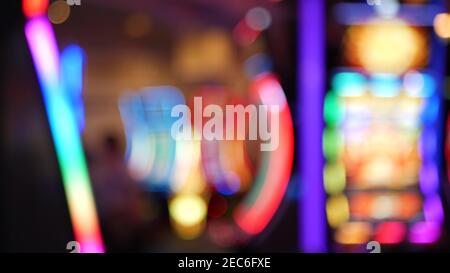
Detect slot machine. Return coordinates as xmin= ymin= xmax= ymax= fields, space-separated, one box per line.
xmin=300 ymin=0 xmax=448 ymax=252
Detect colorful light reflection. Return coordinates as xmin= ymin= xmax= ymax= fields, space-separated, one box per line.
xmin=24 ymin=13 xmax=104 ymax=252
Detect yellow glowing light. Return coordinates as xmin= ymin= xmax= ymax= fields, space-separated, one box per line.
xmin=434 ymin=13 xmax=450 ymax=39
xmin=169 ymin=129 xmax=208 ymax=240
xmin=350 ymin=193 xmax=422 ymax=219
xmin=345 ymin=19 xmax=427 ymax=75
xmin=335 ymin=222 xmax=372 ymax=245
xmin=171 ymin=129 xmax=206 ymax=194
xmin=360 ymin=157 xmax=395 ymax=185
xmin=326 ymin=195 xmax=350 ymax=228
xmin=371 ymin=195 xmax=396 ymax=219
xmin=171 ymin=137 xmax=198 ymax=191
xmin=169 ymin=195 xmax=207 ymax=227
xmin=324 ymin=162 xmax=346 ymax=194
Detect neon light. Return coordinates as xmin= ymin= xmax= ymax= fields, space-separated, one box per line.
xmin=23 ymin=0 xmax=49 ymax=18
xmin=323 ymin=162 xmax=346 ymax=195
xmin=345 ymin=19 xmax=427 ymax=75
xmin=169 ymin=129 xmax=207 ymax=239
xmin=370 ymin=74 xmax=401 ymax=97
xmin=169 ymin=194 xmax=207 ymax=240
xmin=423 ymin=195 xmax=444 ymax=223
xmin=234 ymin=74 xmax=294 ymax=235
xmin=324 ymin=91 xmax=345 ymax=127
xmin=332 ymin=72 xmax=366 ymax=97
xmin=334 ymin=3 xmax=443 ymax=26
xmin=446 ymin=115 xmax=450 ymax=183
xmin=323 ymin=128 xmax=343 ymax=162
xmin=409 ymin=222 xmax=441 ymax=244
xmin=335 ymin=222 xmax=371 ymax=245
xmin=421 ymin=129 xmax=438 ymax=162
xmin=171 ymin=132 xmax=201 ymax=193
xmin=24 ymin=16 xmax=104 ymax=253
xmin=416 ymin=0 xmax=448 ymax=244
xmin=404 ymin=71 xmax=435 ymax=98
xmin=299 ymin=0 xmax=327 ymax=252
xmin=126 ymin=130 xmax=155 ymax=181
xmin=61 ymin=45 xmax=85 ymax=132
xmin=421 ymin=96 xmax=440 ymax=123
xmin=434 ymin=13 xmax=450 ymax=39
xmin=326 ymin=194 xmax=349 ymax=228
xmin=120 ymin=87 xmax=184 ymax=191
xmin=374 ymin=222 xmax=406 ymax=244
xmin=419 ymin=163 xmax=439 ymax=196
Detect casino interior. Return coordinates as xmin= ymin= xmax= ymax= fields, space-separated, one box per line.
xmin=1 ymin=0 xmax=450 ymax=253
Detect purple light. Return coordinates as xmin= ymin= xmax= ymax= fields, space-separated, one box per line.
xmin=25 ymin=16 xmax=60 ymax=87
xmin=299 ymin=0 xmax=327 ymax=252
xmin=423 ymin=195 xmax=444 ymax=223
xmin=420 ymin=128 xmax=438 ymax=162
xmin=409 ymin=222 xmax=441 ymax=244
xmin=419 ymin=163 xmax=439 ymax=196
xmin=333 ymin=3 xmax=443 ymax=26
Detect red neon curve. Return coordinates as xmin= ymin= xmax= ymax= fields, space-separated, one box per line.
xmin=233 ymin=74 xmax=295 ymax=235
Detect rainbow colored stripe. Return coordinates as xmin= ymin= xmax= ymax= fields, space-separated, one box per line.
xmin=23 ymin=7 xmax=104 ymax=252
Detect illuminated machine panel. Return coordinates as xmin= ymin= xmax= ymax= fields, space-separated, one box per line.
xmin=119 ymin=73 xmax=294 ymax=243
xmin=323 ymin=0 xmax=447 ymax=250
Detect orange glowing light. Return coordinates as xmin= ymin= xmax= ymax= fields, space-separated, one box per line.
xmin=23 ymin=0 xmax=49 ymax=18
xmin=335 ymin=222 xmax=372 ymax=245
xmin=434 ymin=13 xmax=450 ymax=39
xmin=350 ymin=193 xmax=421 ymax=219
xmin=345 ymin=19 xmax=427 ymax=75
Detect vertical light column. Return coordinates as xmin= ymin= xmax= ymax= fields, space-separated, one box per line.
xmin=299 ymin=0 xmax=327 ymax=252
xmin=61 ymin=45 xmax=86 ymax=132
xmin=23 ymin=0 xmax=104 ymax=252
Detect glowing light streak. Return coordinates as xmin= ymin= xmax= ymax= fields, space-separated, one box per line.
xmin=234 ymin=74 xmax=294 ymax=235
xmin=24 ymin=15 xmax=104 ymax=252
